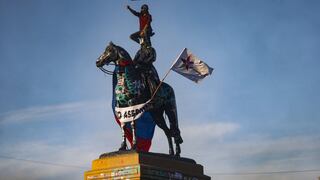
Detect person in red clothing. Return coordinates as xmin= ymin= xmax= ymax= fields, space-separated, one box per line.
xmin=127 ymin=4 xmax=154 ymax=47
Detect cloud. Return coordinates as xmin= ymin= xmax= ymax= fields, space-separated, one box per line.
xmin=209 ymin=135 xmax=320 ymax=163
xmin=1 ymin=103 xmax=319 ymax=180
xmin=1 ymin=117 xmax=320 ymax=180
xmin=149 ymin=121 xmax=320 ymax=180
xmin=0 ymin=99 xmax=122 ymax=180
xmin=150 ymin=121 xmax=240 ymax=156
xmin=0 ymin=130 xmax=120 ymax=180
xmin=0 ymin=100 xmax=108 ymax=124
xmin=182 ymin=122 xmax=239 ymax=140
xmin=0 ymin=120 xmax=240 ymax=180
xmin=0 ymin=144 xmax=87 ymax=180
xmin=196 ymin=135 xmax=320 ymax=180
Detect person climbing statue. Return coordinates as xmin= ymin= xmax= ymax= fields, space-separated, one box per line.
xmin=127 ymin=4 xmax=154 ymax=47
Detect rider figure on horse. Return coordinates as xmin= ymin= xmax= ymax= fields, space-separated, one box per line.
xmin=127 ymin=4 xmax=154 ymax=47
xmin=133 ymin=43 xmax=160 ymax=96
xmin=127 ymin=4 xmax=159 ymax=96
xmin=132 ymin=44 xmax=183 ymax=146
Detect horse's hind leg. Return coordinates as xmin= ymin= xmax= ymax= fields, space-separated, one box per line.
xmin=151 ymin=111 xmax=174 ymax=155
xmin=165 ymin=104 xmax=183 ymax=157
xmin=165 ymin=105 xmax=183 ymax=142
xmin=119 ymin=122 xmax=127 ymax=151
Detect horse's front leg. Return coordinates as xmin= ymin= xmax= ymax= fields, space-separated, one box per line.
xmin=131 ymin=120 xmax=137 ymax=150
xmin=175 ymin=140 xmax=181 ymax=157
xmin=119 ymin=122 xmax=127 ymax=151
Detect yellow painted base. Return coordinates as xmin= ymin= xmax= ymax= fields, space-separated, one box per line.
xmin=84 ymin=151 xmax=210 ymax=180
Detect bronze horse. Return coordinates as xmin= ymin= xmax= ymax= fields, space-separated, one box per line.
xmin=96 ymin=42 xmax=183 ymax=156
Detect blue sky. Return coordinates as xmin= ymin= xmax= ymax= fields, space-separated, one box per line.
xmin=1 ymin=0 xmax=320 ymax=179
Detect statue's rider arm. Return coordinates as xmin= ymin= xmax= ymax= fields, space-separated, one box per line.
xmin=127 ymin=6 xmax=140 ymax=17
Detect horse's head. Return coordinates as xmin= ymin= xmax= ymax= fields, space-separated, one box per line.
xmin=96 ymin=42 xmax=132 ymax=68
xmin=96 ymin=42 xmax=119 ymax=67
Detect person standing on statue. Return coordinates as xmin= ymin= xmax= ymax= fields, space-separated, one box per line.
xmin=127 ymin=4 xmax=154 ymax=47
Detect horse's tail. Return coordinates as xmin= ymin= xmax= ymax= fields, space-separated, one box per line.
xmin=161 ymin=83 xmax=183 ymax=144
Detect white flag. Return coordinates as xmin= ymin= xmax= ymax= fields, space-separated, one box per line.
xmin=115 ymin=100 xmax=151 ymax=123
xmin=171 ymin=48 xmax=213 ymax=83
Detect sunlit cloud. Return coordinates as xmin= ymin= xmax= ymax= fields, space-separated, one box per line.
xmin=0 ymin=130 xmax=119 ymax=180
xmin=1 ymin=117 xmax=320 ymax=180
xmin=197 ymin=135 xmax=320 ymax=180
xmin=182 ymin=122 xmax=240 ymax=140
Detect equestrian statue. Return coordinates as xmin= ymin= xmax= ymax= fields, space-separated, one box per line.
xmin=95 ymin=3 xmax=183 ymax=157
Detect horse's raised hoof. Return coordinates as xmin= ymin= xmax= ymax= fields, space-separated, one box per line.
xmin=174 ymin=135 xmax=183 ymax=144
xmin=171 ymin=129 xmax=183 ymax=144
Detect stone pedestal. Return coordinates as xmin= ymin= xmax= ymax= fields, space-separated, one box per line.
xmin=84 ymin=150 xmax=211 ymax=180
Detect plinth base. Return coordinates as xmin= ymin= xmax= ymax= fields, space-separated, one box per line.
xmin=84 ymin=150 xmax=211 ymax=180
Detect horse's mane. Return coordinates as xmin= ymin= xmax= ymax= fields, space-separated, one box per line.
xmin=115 ymin=45 xmax=132 ymax=61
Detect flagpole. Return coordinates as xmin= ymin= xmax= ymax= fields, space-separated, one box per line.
xmin=150 ymin=67 xmax=172 ymax=101
xmin=169 ymin=48 xmax=186 ymax=69
xmin=150 ymin=48 xmax=186 ymax=101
